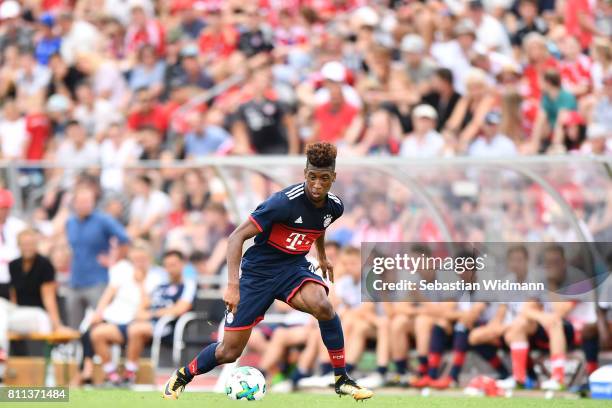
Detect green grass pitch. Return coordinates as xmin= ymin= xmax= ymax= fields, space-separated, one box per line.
xmin=3 ymin=390 xmax=611 ymax=408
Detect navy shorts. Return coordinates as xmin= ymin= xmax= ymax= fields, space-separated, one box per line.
xmin=224 ymin=262 xmax=328 ymax=331
xmin=531 ymin=319 xmax=576 ymax=350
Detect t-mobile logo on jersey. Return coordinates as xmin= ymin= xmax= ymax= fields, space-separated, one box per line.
xmin=286 ymin=232 xmax=310 ymax=250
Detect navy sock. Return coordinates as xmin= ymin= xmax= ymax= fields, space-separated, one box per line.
xmin=184 ymin=342 xmax=219 ymax=380
xmin=290 ymin=368 xmax=309 ymax=385
xmin=377 ymin=366 xmax=388 ymax=376
xmin=320 ymin=362 xmax=333 ymax=375
xmin=582 ymin=335 xmax=599 ymax=374
xmin=318 ymin=314 xmax=346 ymax=377
xmin=449 ymin=329 xmax=469 ymax=381
xmin=417 ymin=355 xmax=428 ymax=376
xmin=394 ymin=359 xmax=408 ymax=375
xmin=474 ymin=344 xmax=509 ymax=379
xmin=428 ymin=325 xmax=446 ymax=378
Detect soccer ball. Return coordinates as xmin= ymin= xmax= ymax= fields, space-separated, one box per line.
xmin=225 ymin=366 xmax=266 ymax=401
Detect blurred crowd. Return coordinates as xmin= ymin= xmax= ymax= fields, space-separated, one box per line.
xmin=0 ymin=0 xmax=610 ymax=168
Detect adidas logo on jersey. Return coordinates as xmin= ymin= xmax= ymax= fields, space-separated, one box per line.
xmin=294 ymin=216 xmax=303 ymax=224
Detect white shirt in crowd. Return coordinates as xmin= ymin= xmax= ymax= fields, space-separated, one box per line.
xmin=104 ymin=0 xmax=154 ymax=26
xmin=0 ymin=117 xmax=28 ymax=159
xmin=431 ymin=40 xmax=473 ymax=94
xmin=100 ymin=138 xmax=142 ymax=192
xmin=130 ymin=190 xmax=171 ymax=227
xmin=60 ymin=20 xmax=102 ymax=65
xmin=399 ymin=130 xmax=445 ymax=158
xmin=56 ymin=140 xmax=100 ymax=188
xmin=475 ymin=14 xmax=512 ymax=56
xmin=102 ymin=260 xmax=159 ymax=325
xmin=0 ymin=216 xmax=27 ymax=283
xmin=73 ymin=99 xmax=121 ymax=137
xmin=468 ymin=133 xmax=517 ymax=157
xmin=334 ymin=275 xmax=361 ymax=310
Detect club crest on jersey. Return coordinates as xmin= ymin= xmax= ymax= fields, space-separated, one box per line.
xmin=323 ymin=214 xmax=333 ymax=227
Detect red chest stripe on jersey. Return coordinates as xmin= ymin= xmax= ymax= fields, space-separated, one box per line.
xmin=267 ymin=223 xmax=323 ymax=254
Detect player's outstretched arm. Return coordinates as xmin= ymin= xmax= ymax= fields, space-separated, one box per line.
xmin=224 ymin=220 xmax=261 ymax=312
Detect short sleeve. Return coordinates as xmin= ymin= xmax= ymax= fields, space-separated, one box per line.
xmin=104 ymin=214 xmax=130 ymax=244
xmin=328 ymin=192 xmax=344 ymax=219
xmin=179 ymin=280 xmax=197 ymax=305
xmin=249 ymin=192 xmax=290 ymax=232
xmin=41 ymin=257 xmax=55 ymax=283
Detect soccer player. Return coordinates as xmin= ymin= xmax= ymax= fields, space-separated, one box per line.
xmin=162 ymin=142 xmax=373 ymax=400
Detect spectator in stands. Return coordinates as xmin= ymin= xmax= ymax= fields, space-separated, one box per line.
xmin=467 ymin=0 xmax=512 ymax=55
xmin=232 ymin=67 xmax=299 ymax=154
xmin=591 ymin=69 xmax=612 ymax=126
xmin=399 ymin=104 xmax=445 ymax=158
xmin=0 ymin=189 xmax=26 ymax=300
xmin=175 ymin=44 xmax=214 ymax=90
xmin=467 ymin=111 xmax=518 ymax=156
xmin=127 ymin=174 xmax=171 ymax=250
xmin=198 ymin=203 xmax=235 ymax=277
xmin=0 ymin=229 xmax=72 ymax=378
xmin=580 ymin=123 xmax=612 ymax=155
xmin=443 ymin=68 xmax=496 ymax=153
xmin=99 ymin=123 xmax=142 ymax=192
xmin=15 ymin=48 xmax=51 ymax=103
xmin=0 ymin=1 xmax=33 ymax=54
xmin=400 ymin=34 xmax=437 ymax=95
xmin=184 ymin=111 xmax=232 ymax=158
xmin=311 ymin=66 xmax=360 ymax=145
xmin=122 ymin=250 xmax=195 ymax=385
xmin=511 ymin=0 xmax=547 ymax=49
xmin=124 ymin=2 xmax=165 ymax=58
xmin=350 ymin=109 xmax=401 ymax=156
xmin=0 ymin=99 xmax=28 ymax=160
xmin=128 ymin=44 xmax=166 ymax=98
xmin=53 ymin=120 xmax=100 ymax=189
xmin=34 ymin=13 xmax=61 ymax=66
xmin=88 ymin=240 xmax=157 ymax=386
xmin=57 ymin=11 xmax=101 ymax=66
xmin=65 ymin=185 xmax=130 ymax=329
xmin=73 ymin=82 xmax=120 ymax=139
xmin=127 ymin=88 xmax=169 ymax=134
xmin=421 ymin=68 xmax=462 ymax=131
xmin=137 ymin=126 xmax=164 ymax=161
xmin=549 ymin=111 xmax=587 ymax=154
xmin=530 ymin=70 xmax=578 ymax=153
xmin=237 ymin=7 xmax=274 ymax=58
xmin=431 ymin=19 xmax=477 ymax=94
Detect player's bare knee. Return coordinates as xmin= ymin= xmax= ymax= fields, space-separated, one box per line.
xmin=313 ymin=301 xmax=335 ymax=321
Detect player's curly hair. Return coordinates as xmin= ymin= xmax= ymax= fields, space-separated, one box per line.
xmin=306 ymin=142 xmax=337 ymax=169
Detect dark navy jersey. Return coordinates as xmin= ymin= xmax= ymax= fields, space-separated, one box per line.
xmin=149 ymin=280 xmax=196 ymax=311
xmin=242 ymin=183 xmax=344 ymax=273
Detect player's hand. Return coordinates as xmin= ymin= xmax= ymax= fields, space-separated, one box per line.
xmin=319 ymin=259 xmax=334 ymax=283
xmin=224 ymin=283 xmax=240 ymax=314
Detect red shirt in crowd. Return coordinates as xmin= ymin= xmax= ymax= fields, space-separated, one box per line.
xmin=25 ymin=113 xmax=51 ymax=161
xmin=314 ymin=101 xmax=358 ymax=143
xmin=559 ymin=55 xmax=592 ymax=94
xmin=127 ymin=105 xmax=169 ymax=133
xmin=125 ymin=20 xmax=166 ymax=57
xmin=198 ymin=26 xmax=239 ymax=59
xmin=523 ymin=57 xmax=559 ymax=100
xmin=565 ymin=0 xmax=594 ymax=50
